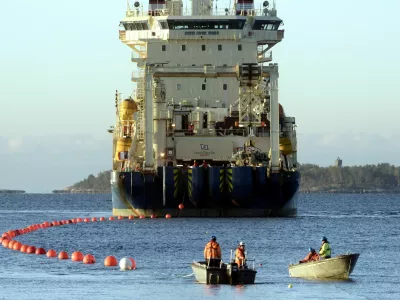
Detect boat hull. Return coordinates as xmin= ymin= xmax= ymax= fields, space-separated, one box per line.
xmin=288 ymin=254 xmax=360 ymax=280
xmin=191 ymin=261 xmax=257 ymax=285
xmin=111 ymin=166 xmax=300 ymax=217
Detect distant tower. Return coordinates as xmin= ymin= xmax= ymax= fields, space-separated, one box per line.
xmin=335 ymin=157 xmax=342 ymax=168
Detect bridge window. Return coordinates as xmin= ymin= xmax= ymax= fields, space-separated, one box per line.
xmin=166 ymin=19 xmax=246 ymax=30
xmin=202 ymin=84 xmax=206 ymax=90
xmin=218 ymin=45 xmax=222 ymax=51
xmin=202 ymin=45 xmax=206 ymax=51
xmin=182 ymin=45 xmax=186 ymax=51
xmin=223 ymin=84 xmax=227 ymax=90
xmin=162 ymin=45 xmax=166 ymax=51
xmin=122 ymin=21 xmax=149 ymax=30
xmin=238 ymin=44 xmax=242 ymax=51
xmin=252 ymin=20 xmax=281 ymax=30
xmin=159 ymin=21 xmax=168 ymax=29
xmin=177 ymin=84 xmax=182 ymax=90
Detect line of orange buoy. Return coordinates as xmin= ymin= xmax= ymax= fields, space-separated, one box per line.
xmin=0 ymin=213 xmax=173 ymax=270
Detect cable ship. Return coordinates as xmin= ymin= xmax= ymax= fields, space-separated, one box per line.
xmin=110 ymin=0 xmax=300 ymax=217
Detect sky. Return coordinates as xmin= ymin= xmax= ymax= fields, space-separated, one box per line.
xmin=1 ymin=0 xmax=400 ymax=192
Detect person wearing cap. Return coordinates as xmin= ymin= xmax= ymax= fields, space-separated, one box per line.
xmin=299 ymin=248 xmax=320 ymax=263
xmin=319 ymin=236 xmax=331 ymax=259
xmin=235 ymin=241 xmax=246 ymax=268
xmin=204 ymin=236 xmax=222 ymax=267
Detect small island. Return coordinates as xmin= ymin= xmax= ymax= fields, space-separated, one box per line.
xmin=54 ymin=162 xmax=400 ymax=194
xmin=0 ymin=189 xmax=26 ymax=194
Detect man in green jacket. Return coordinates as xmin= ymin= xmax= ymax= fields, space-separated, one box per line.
xmin=319 ymin=236 xmax=331 ymax=259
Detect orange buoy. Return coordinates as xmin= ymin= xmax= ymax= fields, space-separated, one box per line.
xmin=2 ymin=239 xmax=10 ymax=248
xmin=76 ymin=218 xmax=83 ymax=223
xmin=109 ymin=216 xmax=115 ymax=221
xmin=118 ymin=216 xmax=124 ymax=220
xmin=46 ymin=249 xmax=57 ymax=258
xmin=99 ymin=217 xmax=106 ymax=221
xmin=178 ymin=204 xmax=184 ymax=210
xmin=128 ymin=215 xmax=134 ymax=220
xmin=91 ymin=217 xmax=97 ymax=222
xmin=83 ymin=218 xmax=90 ymax=223
xmin=20 ymin=244 xmax=29 ymax=252
xmin=104 ymin=256 xmax=118 ymax=267
xmin=129 ymin=258 xmax=137 ymax=270
xmin=150 ymin=214 xmax=156 ymax=219
xmin=71 ymin=251 xmax=84 ymax=262
xmin=139 ymin=215 xmax=145 ymax=219
xmin=26 ymin=246 xmax=36 ymax=254
xmin=165 ymin=214 xmax=171 ymax=219
xmin=12 ymin=242 xmax=22 ymax=251
xmin=8 ymin=240 xmax=16 ymax=249
xmin=58 ymin=251 xmax=69 ymax=260
xmin=35 ymin=248 xmax=46 ymax=255
xmin=7 ymin=231 xmax=16 ymax=238
xmin=2 ymin=233 xmax=10 ymax=239
xmin=83 ymin=254 xmax=96 ymax=264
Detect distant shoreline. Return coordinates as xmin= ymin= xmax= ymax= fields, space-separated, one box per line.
xmin=50 ymin=188 xmax=400 ymax=195
xmin=0 ymin=190 xmax=26 ymax=194
xmin=301 ymin=188 xmax=400 ymax=194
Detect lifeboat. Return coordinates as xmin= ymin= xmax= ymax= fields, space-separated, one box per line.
xmin=114 ymin=137 xmax=132 ymax=161
xmin=119 ymin=99 xmax=137 ymax=121
xmin=279 ymin=137 xmax=293 ymax=155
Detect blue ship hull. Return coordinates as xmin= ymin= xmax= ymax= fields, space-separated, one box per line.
xmin=111 ymin=166 xmax=300 ymax=217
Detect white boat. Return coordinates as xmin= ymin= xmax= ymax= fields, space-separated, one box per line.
xmin=288 ymin=253 xmax=360 ymax=280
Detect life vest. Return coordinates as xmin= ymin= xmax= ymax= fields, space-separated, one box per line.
xmin=235 ymin=247 xmax=245 ymax=266
xmin=319 ymin=242 xmax=331 ymax=258
xmin=204 ymin=241 xmax=221 ymax=259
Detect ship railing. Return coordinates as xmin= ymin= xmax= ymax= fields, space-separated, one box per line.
xmin=166 ymin=128 xmax=271 ymax=137
xmin=131 ymin=71 xmax=145 ymax=82
xmin=125 ymin=8 xmax=270 ymax=17
xmin=122 ymin=29 xmax=282 ymax=43
xmin=167 ymin=30 xmax=243 ymax=41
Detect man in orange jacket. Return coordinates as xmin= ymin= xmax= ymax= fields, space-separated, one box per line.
xmin=235 ymin=241 xmax=246 ymax=268
xmin=299 ymin=248 xmax=320 ymax=263
xmin=204 ymin=236 xmax=222 ymax=267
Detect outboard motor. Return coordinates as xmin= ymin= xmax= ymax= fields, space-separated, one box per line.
xmin=226 ymin=263 xmax=240 ymax=285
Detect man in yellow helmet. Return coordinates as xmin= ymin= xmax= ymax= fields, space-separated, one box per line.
xmin=319 ymin=236 xmax=331 ymax=259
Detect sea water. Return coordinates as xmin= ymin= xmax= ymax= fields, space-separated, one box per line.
xmin=0 ymin=193 xmax=399 ymax=299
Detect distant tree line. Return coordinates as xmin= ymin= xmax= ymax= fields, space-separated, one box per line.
xmin=299 ymin=163 xmax=400 ymax=192
xmin=68 ymin=171 xmax=111 ymax=192
xmin=66 ymin=163 xmax=400 ymax=193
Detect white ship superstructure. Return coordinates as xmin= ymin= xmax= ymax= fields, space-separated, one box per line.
xmin=110 ymin=0 xmax=299 ymax=218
